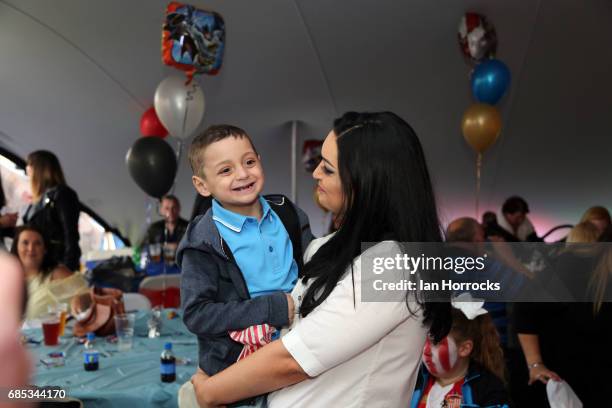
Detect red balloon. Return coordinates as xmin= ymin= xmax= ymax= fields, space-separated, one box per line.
xmin=140 ymin=106 xmax=168 ymax=138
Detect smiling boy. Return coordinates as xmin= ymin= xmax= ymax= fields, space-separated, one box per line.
xmin=177 ymin=125 xmax=312 ymax=403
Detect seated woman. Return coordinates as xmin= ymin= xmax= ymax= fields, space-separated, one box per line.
xmin=186 ymin=111 xmax=452 ymax=407
xmin=11 ymin=226 xmax=88 ymax=320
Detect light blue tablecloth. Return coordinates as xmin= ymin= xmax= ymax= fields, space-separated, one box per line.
xmin=26 ymin=310 xmax=197 ymax=408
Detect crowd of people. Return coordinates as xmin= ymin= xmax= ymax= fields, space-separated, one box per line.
xmin=0 ymin=151 xmax=88 ymax=320
xmin=2 ymin=112 xmax=611 ymax=407
xmin=443 ymin=203 xmax=612 ymax=407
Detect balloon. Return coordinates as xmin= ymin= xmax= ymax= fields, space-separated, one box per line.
xmin=458 ymin=13 xmax=497 ymax=63
xmin=461 ymin=104 xmax=502 ymax=153
xmin=162 ymin=2 xmax=225 ymax=80
xmin=471 ymin=59 xmax=511 ymax=104
xmin=140 ymin=106 xmax=168 ymax=138
xmin=154 ymin=76 xmax=205 ymax=139
xmin=126 ymin=137 xmax=177 ymax=198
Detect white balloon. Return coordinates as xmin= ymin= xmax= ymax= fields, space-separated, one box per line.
xmin=154 ymin=76 xmax=205 ymax=139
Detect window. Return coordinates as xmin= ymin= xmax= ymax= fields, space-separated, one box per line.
xmin=0 ymin=150 xmax=127 ymax=257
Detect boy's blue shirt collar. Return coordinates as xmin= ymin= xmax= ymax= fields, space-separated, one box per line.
xmin=211 ymin=196 xmax=270 ymax=232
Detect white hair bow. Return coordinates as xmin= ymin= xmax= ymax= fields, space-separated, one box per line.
xmin=451 ymin=292 xmax=488 ymax=320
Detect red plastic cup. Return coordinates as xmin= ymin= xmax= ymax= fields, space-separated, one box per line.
xmin=42 ymin=314 xmax=61 ymax=346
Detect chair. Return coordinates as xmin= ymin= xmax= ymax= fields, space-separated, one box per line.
xmin=540 ymin=224 xmax=574 ymax=242
xmin=178 ymin=381 xmax=199 ymax=408
xmin=123 ymin=293 xmax=152 ymax=312
xmin=138 ymin=275 xmax=181 ymax=308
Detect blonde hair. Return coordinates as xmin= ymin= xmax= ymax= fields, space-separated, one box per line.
xmin=27 ymin=150 xmax=66 ymax=201
xmin=450 ymin=308 xmax=506 ymax=383
xmin=566 ymin=222 xmax=600 ymax=243
xmin=580 ymin=206 xmax=611 ymax=225
xmin=589 ymin=247 xmax=612 ymax=314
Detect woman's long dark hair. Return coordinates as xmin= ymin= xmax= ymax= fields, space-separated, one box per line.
xmin=0 ymin=175 xmax=6 ymax=209
xmin=300 ymin=111 xmax=451 ymax=342
xmin=27 ymin=150 xmax=66 ymax=200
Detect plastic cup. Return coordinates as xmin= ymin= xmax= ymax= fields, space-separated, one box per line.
xmin=48 ymin=304 xmax=69 ymax=336
xmin=117 ymin=328 xmax=134 ymax=351
xmin=163 ymin=243 xmax=177 ymax=265
xmin=149 ymin=244 xmax=162 ymax=263
xmin=42 ymin=313 xmax=61 ymax=346
xmin=114 ymin=313 xmax=136 ymax=351
xmin=59 ymin=304 xmax=69 ymax=336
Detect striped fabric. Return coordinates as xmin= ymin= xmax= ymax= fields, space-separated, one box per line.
xmin=228 ymin=324 xmax=276 ymax=360
xmin=417 ymin=376 xmax=464 ymax=408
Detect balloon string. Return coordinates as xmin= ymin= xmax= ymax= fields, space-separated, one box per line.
xmin=145 ymin=197 xmax=154 ymax=227
xmin=182 ymin=84 xmax=194 ymax=139
xmin=140 ymin=197 xmax=155 ymax=247
xmin=175 ymin=139 xmax=183 ymax=164
xmin=476 ymin=152 xmax=482 ymax=219
xmin=170 ymin=140 xmax=183 ymax=195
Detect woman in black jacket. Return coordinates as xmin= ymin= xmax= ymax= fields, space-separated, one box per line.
xmin=23 ymin=150 xmax=81 ymax=271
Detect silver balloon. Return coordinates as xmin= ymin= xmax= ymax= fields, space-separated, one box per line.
xmin=154 ymin=76 xmax=205 ymax=139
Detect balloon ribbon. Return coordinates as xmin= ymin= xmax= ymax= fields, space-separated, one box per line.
xmin=476 ymin=152 xmax=482 ymax=218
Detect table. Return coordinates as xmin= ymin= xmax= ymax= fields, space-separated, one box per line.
xmin=26 ymin=310 xmax=197 ymax=408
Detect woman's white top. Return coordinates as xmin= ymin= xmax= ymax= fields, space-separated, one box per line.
xmin=268 ymin=234 xmax=427 ymax=408
xmin=26 ymin=271 xmax=88 ymax=320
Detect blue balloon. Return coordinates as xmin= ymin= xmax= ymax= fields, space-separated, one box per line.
xmin=471 ymin=59 xmax=511 ymax=105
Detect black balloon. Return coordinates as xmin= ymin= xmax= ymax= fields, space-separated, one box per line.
xmin=126 ymin=137 xmax=177 ymax=198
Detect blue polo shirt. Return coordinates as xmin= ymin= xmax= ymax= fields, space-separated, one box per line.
xmin=212 ymin=196 xmax=298 ymax=298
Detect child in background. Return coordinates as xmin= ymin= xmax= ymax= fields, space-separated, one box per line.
xmin=411 ymin=300 xmax=509 ymax=408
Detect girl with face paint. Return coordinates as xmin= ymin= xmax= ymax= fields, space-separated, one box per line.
xmin=411 ymin=308 xmax=510 ymax=408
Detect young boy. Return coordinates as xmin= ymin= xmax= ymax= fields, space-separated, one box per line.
xmin=177 ymin=125 xmax=312 ymax=404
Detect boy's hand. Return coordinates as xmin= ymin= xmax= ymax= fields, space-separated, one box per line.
xmin=286 ymin=294 xmax=295 ymax=325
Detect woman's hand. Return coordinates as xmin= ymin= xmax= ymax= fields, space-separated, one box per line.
xmin=191 ymin=368 xmax=226 ymax=408
xmin=286 ymin=293 xmax=295 ymax=325
xmin=528 ymin=363 xmax=561 ymax=385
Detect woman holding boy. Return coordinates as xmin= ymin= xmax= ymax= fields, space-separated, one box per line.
xmin=189 ymin=111 xmax=452 ymax=407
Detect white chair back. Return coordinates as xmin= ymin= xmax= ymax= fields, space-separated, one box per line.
xmin=139 ymin=275 xmax=181 ymax=290
xmin=123 ymin=293 xmax=152 ymax=312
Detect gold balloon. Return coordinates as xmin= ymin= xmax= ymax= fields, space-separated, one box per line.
xmin=461 ymin=103 xmax=502 ymax=153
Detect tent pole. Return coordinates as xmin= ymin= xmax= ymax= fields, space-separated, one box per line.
xmin=291 ymin=121 xmax=298 ymax=204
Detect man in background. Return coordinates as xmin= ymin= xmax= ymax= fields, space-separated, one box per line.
xmin=498 ymin=196 xmax=540 ymax=242
xmin=142 ymin=195 xmax=188 ymax=246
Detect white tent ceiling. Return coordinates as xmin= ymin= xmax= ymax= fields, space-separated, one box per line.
xmin=1 ymin=0 xmax=611 ymax=241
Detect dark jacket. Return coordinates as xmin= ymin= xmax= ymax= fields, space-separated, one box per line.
xmin=141 ymin=218 xmax=189 ymax=246
xmin=411 ymin=362 xmax=509 ymax=408
xmin=190 ymin=194 xmax=212 ymax=221
xmin=177 ymin=195 xmax=313 ymax=377
xmin=23 ymin=185 xmax=81 ymax=271
xmin=514 ymin=258 xmax=612 ymax=408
